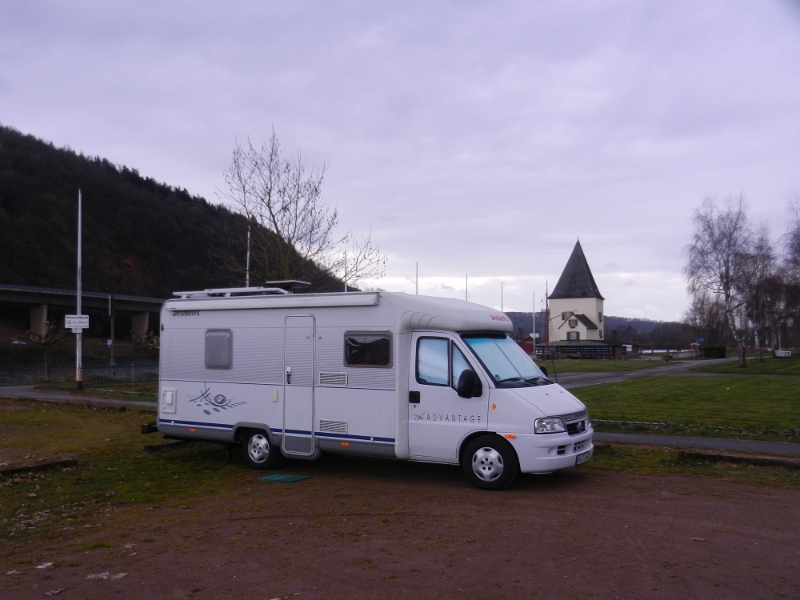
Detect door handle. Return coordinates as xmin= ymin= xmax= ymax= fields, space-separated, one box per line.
xmin=286 ymin=367 xmax=292 ymax=385
xmin=409 ymin=391 xmax=420 ymax=404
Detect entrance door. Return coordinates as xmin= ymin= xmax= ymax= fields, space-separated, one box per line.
xmin=408 ymin=333 xmax=488 ymax=460
xmin=283 ymin=315 xmax=315 ymax=456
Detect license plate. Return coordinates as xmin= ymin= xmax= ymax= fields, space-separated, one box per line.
xmin=575 ymin=450 xmax=592 ymax=465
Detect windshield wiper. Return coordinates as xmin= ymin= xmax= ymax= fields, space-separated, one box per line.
xmin=495 ymin=376 xmax=526 ymax=384
xmin=495 ymin=376 xmax=551 ymax=386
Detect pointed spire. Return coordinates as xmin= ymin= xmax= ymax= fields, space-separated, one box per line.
xmin=549 ymin=241 xmax=603 ymax=300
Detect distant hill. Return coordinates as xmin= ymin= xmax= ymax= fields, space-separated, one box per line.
xmin=506 ymin=312 xmax=696 ymax=349
xmin=0 ymin=125 xmax=340 ymax=298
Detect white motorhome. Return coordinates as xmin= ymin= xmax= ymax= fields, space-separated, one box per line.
xmin=155 ymin=286 xmax=593 ymax=490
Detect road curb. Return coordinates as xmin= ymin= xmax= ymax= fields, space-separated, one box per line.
xmin=0 ymin=458 xmax=78 ymax=477
xmin=594 ymin=442 xmax=800 ymax=469
xmin=677 ymin=449 xmax=800 ymax=470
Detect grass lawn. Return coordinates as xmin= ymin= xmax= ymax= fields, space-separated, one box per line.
xmin=0 ymin=398 xmax=242 ymax=541
xmin=692 ymin=354 xmax=800 ymax=376
xmin=572 ymin=375 xmax=800 ymax=431
xmin=2 ymin=396 xmax=799 ymax=547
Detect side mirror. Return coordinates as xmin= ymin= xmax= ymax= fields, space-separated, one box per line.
xmin=539 ymin=365 xmax=548 ymax=377
xmin=457 ymin=369 xmax=482 ymax=398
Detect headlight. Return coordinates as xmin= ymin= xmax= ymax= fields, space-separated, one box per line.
xmin=534 ymin=417 xmax=565 ymax=434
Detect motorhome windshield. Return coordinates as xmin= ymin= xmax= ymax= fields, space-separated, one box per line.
xmin=462 ymin=335 xmax=551 ymax=387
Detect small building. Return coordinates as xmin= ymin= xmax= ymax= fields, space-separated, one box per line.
xmin=548 ymin=241 xmax=604 ymax=342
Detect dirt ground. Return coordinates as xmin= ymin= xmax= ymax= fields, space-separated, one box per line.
xmin=1 ymin=455 xmax=798 ymax=600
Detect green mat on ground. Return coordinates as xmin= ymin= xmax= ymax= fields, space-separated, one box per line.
xmin=258 ymin=473 xmax=308 ymax=483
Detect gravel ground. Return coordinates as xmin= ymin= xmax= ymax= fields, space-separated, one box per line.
xmin=1 ymin=455 xmax=798 ymax=600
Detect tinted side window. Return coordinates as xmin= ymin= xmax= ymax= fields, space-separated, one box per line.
xmin=205 ymin=330 xmax=232 ymax=369
xmin=450 ymin=345 xmax=471 ymax=389
xmin=344 ymin=333 xmax=392 ymax=367
xmin=416 ymin=338 xmax=449 ymax=385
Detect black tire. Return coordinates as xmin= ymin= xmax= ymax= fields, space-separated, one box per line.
xmin=240 ymin=429 xmax=280 ymax=470
xmin=461 ymin=435 xmax=519 ymax=490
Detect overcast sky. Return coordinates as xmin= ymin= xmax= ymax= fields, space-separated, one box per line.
xmin=3 ymin=1 xmax=800 ymax=320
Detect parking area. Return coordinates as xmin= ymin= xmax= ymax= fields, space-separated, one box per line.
xmin=2 ymin=452 xmax=798 ymax=600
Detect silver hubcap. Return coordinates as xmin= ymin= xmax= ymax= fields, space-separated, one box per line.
xmin=247 ymin=434 xmax=270 ymax=463
xmin=472 ymin=446 xmax=504 ymax=482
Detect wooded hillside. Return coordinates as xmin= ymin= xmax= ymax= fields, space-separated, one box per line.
xmin=0 ymin=126 xmax=339 ymax=297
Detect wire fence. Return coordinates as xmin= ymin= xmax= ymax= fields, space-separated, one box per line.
xmin=81 ymin=361 xmax=159 ymax=387
xmin=0 ymin=359 xmax=159 ymax=387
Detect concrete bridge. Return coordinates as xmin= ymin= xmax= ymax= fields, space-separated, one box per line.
xmin=0 ymin=283 xmax=165 ymax=340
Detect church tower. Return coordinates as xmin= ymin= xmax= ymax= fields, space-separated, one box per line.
xmin=548 ymin=241 xmax=604 ymax=342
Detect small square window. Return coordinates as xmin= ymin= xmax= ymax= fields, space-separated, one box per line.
xmin=205 ymin=330 xmax=232 ymax=369
xmin=345 ymin=332 xmax=392 ymax=367
xmin=569 ymin=319 xmax=578 ymax=328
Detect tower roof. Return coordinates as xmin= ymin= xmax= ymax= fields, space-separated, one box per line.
xmin=549 ymin=241 xmax=604 ymax=300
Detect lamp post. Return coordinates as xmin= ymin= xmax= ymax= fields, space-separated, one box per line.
xmin=76 ymin=189 xmax=83 ymax=390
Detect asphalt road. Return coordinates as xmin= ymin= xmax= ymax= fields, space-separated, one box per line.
xmin=0 ymin=384 xmax=156 ymax=408
xmin=554 ymin=357 xmax=735 ymax=389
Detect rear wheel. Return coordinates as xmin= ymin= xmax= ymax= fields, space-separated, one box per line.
xmin=461 ymin=435 xmax=519 ymax=490
xmin=241 ymin=430 xmax=280 ymax=470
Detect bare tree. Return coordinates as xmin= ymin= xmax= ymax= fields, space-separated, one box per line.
xmin=14 ymin=324 xmax=63 ymax=381
xmin=782 ymin=192 xmax=800 ymax=285
xmin=778 ymin=193 xmax=800 ymax=347
xmin=684 ymin=195 xmax=752 ymax=367
xmin=682 ymin=290 xmax=728 ymax=347
xmin=741 ymin=226 xmax=777 ymax=360
xmin=218 ymin=131 xmax=386 ymax=288
xmin=330 ymin=230 xmax=387 ymax=291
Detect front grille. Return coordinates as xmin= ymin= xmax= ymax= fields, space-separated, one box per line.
xmin=566 ymin=419 xmax=587 ymax=436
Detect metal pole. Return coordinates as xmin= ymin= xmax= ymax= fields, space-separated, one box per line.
xmin=465 ymin=273 xmax=468 ymax=301
xmin=415 ymin=262 xmax=418 ymax=295
xmin=109 ymin=294 xmax=114 ymax=368
xmin=532 ymin=291 xmax=536 ymax=356
xmin=501 ymin=281 xmax=503 ymax=312
xmin=245 ymin=223 xmax=251 ymax=287
xmin=76 ymin=190 xmax=83 ymax=390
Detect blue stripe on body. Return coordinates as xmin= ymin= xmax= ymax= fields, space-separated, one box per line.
xmin=160 ymin=423 xmax=394 ymax=444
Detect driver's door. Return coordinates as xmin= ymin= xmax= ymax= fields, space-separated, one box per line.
xmin=408 ymin=333 xmax=488 ymax=460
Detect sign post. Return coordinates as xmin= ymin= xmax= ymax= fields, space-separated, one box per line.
xmin=66 ymin=315 xmax=89 ymax=332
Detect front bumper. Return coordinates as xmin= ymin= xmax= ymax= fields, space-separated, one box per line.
xmin=508 ymin=428 xmax=594 ymax=473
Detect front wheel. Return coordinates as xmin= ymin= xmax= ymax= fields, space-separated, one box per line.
xmin=461 ymin=435 xmax=519 ymax=490
xmin=241 ymin=430 xmax=280 ymax=470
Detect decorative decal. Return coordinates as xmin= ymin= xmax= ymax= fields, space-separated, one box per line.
xmin=490 ymin=315 xmax=509 ymax=322
xmin=172 ymin=310 xmax=200 ymax=317
xmin=188 ymin=386 xmax=247 ymax=415
xmin=412 ymin=412 xmax=482 ymax=424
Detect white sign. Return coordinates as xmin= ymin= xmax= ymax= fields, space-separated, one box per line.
xmin=65 ymin=315 xmax=89 ymax=329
